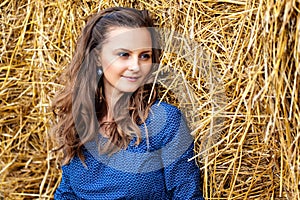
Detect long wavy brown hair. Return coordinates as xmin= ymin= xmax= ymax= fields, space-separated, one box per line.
xmin=51 ymin=7 xmax=160 ymax=164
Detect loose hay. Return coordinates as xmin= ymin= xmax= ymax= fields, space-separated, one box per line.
xmin=0 ymin=0 xmax=299 ymax=199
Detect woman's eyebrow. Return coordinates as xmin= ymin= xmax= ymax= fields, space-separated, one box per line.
xmin=113 ymin=48 xmax=152 ymax=53
xmin=140 ymin=49 xmax=152 ymax=53
xmin=113 ymin=48 xmax=131 ymax=53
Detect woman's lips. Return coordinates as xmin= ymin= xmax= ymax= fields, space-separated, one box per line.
xmin=122 ymin=76 xmax=140 ymax=82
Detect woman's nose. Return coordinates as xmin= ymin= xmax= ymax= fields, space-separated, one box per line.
xmin=128 ymin=56 xmax=140 ymax=72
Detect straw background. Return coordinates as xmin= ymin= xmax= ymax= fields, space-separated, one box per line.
xmin=0 ymin=0 xmax=299 ymax=199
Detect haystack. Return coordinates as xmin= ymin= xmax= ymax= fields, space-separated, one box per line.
xmin=0 ymin=0 xmax=299 ymax=199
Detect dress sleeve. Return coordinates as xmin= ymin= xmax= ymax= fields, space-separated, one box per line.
xmin=160 ymin=105 xmax=204 ymax=200
xmin=54 ymin=165 xmax=81 ymax=200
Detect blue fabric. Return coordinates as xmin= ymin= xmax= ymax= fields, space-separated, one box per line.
xmin=55 ymin=101 xmax=204 ymax=200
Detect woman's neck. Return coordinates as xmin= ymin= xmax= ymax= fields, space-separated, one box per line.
xmin=103 ymin=88 xmax=122 ymax=122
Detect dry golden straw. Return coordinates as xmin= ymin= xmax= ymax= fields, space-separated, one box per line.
xmin=0 ymin=0 xmax=299 ymax=199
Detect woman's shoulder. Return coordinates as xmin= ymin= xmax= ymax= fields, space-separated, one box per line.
xmin=141 ymin=100 xmax=183 ymax=134
xmin=149 ymin=100 xmax=182 ymax=120
xmin=141 ymin=100 xmax=187 ymax=142
xmin=142 ymin=100 xmax=193 ymax=155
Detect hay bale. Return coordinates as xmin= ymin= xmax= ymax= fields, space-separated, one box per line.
xmin=0 ymin=0 xmax=299 ymax=199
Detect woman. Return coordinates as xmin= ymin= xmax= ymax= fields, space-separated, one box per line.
xmin=52 ymin=7 xmax=204 ymax=199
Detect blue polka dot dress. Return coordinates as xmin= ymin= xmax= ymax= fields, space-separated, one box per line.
xmin=54 ymin=101 xmax=204 ymax=200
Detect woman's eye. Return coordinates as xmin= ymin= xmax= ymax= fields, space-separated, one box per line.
xmin=118 ymin=52 xmax=129 ymax=57
xmin=140 ymin=53 xmax=151 ymax=60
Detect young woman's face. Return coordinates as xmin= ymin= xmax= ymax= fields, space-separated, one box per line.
xmin=100 ymin=27 xmax=153 ymax=98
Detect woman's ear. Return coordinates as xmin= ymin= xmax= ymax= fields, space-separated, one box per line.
xmin=96 ymin=56 xmax=102 ymax=67
xmin=92 ymin=48 xmax=102 ymax=66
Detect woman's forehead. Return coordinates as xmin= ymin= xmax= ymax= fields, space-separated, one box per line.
xmin=104 ymin=27 xmax=152 ymax=51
